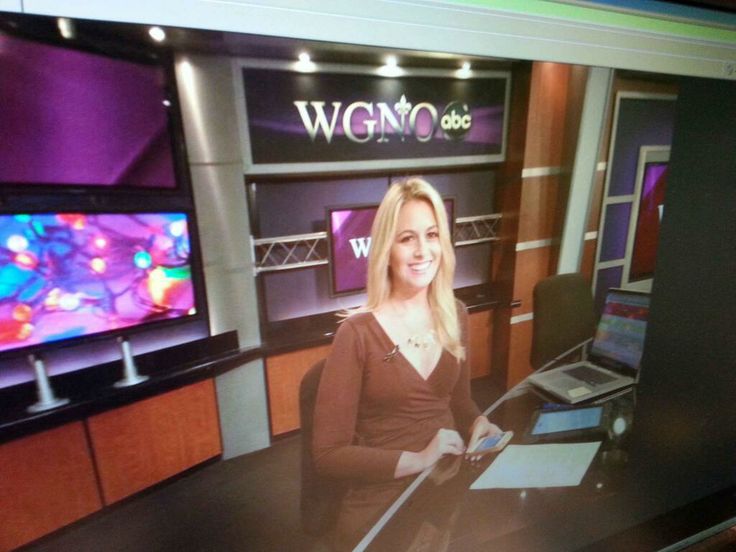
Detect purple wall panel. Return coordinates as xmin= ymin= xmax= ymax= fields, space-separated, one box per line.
xmin=599 ymin=202 xmax=631 ymax=262
xmin=594 ymin=265 xmax=623 ymax=313
xmin=608 ymin=98 xmax=675 ymax=197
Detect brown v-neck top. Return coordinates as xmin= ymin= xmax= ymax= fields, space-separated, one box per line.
xmin=313 ymin=303 xmax=481 ymax=482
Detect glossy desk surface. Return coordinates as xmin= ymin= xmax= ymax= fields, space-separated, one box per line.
xmin=360 ymin=369 xmax=736 ymax=552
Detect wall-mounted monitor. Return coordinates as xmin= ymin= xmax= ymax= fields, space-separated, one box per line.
xmin=0 ymin=32 xmax=179 ymax=190
xmin=623 ymin=146 xmax=669 ymax=292
xmin=0 ymin=212 xmax=198 ymax=358
xmin=327 ymin=199 xmax=454 ymax=296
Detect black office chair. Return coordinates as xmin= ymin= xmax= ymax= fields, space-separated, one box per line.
xmin=530 ymin=273 xmax=596 ymax=371
xmin=299 ymin=359 xmax=346 ymax=536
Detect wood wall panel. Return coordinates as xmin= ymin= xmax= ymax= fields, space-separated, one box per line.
xmin=468 ymin=310 xmax=493 ymax=379
xmin=508 ymin=320 xmax=534 ymax=388
xmin=0 ymin=422 xmax=101 ymax=551
xmin=517 ymin=175 xmax=568 ymax=243
xmin=266 ymin=344 xmax=331 ymax=436
xmin=580 ymin=239 xmax=597 ymax=281
xmin=491 ymin=61 xmax=532 ymax=390
xmin=587 ymin=170 xmax=606 ymax=233
xmin=512 ymin=245 xmax=558 ymax=316
xmin=524 ymin=62 xmax=571 ymax=168
xmin=87 ymin=379 xmax=221 ymax=505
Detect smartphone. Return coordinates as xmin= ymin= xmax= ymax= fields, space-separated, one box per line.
xmin=467 ymin=431 xmax=513 ymax=457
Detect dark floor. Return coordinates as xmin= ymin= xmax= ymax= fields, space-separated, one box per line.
xmin=18 ymin=377 xmax=736 ymax=552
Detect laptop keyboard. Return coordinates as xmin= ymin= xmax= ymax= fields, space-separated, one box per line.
xmin=564 ymin=365 xmax=616 ymax=386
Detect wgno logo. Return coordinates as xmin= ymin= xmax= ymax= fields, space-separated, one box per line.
xmin=294 ymin=94 xmax=472 ymax=144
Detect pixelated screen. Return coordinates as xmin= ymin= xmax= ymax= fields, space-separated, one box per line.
xmin=591 ymin=290 xmax=650 ymax=369
xmin=0 ymin=213 xmax=196 ymax=354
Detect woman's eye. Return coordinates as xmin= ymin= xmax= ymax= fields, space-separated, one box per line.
xmin=427 ymin=231 xmax=439 ymax=239
xmin=400 ymin=235 xmax=414 ymax=243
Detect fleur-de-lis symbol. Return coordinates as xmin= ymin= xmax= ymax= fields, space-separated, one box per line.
xmin=394 ymin=94 xmax=412 ymax=141
xmin=394 ymin=94 xmax=412 ymax=116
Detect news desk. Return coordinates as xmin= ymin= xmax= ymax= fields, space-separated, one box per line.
xmin=357 ymin=364 xmax=736 ymax=552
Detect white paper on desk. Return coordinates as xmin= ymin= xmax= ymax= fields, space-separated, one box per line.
xmin=470 ymin=442 xmax=602 ymax=490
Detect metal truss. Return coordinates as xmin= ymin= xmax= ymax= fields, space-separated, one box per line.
xmin=454 ymin=214 xmax=502 ymax=246
xmin=253 ymin=213 xmax=501 ymax=273
xmin=252 ymin=231 xmax=328 ymax=274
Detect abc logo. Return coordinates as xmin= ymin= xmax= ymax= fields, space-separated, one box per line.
xmin=440 ymin=101 xmax=472 ymax=140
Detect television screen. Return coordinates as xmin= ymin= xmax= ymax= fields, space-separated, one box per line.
xmin=629 ymin=162 xmax=668 ymax=282
xmin=0 ymin=212 xmax=196 ymax=356
xmin=0 ymin=32 xmax=177 ymax=188
xmin=327 ymin=199 xmax=454 ymax=296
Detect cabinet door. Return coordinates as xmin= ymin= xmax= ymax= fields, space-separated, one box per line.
xmin=265 ymin=344 xmax=331 ymax=436
xmin=0 ymin=422 xmax=102 ymax=550
xmin=88 ymin=379 xmax=221 ymax=504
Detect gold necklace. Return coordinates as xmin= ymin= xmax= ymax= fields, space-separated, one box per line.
xmin=406 ymin=329 xmax=436 ymax=349
xmin=390 ymin=301 xmax=436 ymax=349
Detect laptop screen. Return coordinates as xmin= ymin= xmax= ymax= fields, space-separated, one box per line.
xmin=590 ymin=289 xmax=650 ymax=370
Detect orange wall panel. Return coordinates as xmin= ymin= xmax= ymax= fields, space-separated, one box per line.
xmin=517 ymin=175 xmax=568 ymax=243
xmin=580 ymin=239 xmax=597 ymax=280
xmin=587 ymin=170 xmax=606 ymax=233
xmin=508 ymin=319 xmax=534 ymax=388
xmin=468 ymin=310 xmax=493 ymax=379
xmin=0 ymin=422 xmax=101 ymax=551
xmin=266 ymin=344 xmax=332 ymax=436
xmin=524 ymin=62 xmax=571 ymax=168
xmin=87 ymin=379 xmax=222 ymax=505
xmin=512 ymin=245 xmax=558 ymax=316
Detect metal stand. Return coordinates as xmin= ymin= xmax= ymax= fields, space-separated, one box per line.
xmin=27 ymin=354 xmax=70 ymax=413
xmin=114 ymin=337 xmax=148 ymax=388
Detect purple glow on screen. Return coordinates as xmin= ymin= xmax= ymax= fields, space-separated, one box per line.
xmin=329 ymin=200 xmax=453 ymax=295
xmin=329 ymin=206 xmax=377 ymax=295
xmin=0 ymin=213 xmax=195 ymax=354
xmin=0 ymin=34 xmax=176 ymax=188
xmin=630 ymin=162 xmax=668 ymax=281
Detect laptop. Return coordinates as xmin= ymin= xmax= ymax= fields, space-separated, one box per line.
xmin=528 ymin=288 xmax=651 ymax=404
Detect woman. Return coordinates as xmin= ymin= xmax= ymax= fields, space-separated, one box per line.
xmin=312 ymin=177 xmax=501 ymax=550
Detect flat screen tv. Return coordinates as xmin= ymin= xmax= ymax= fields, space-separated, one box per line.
xmin=327 ymin=199 xmax=454 ymax=296
xmin=0 ymin=212 xmax=198 ymax=357
xmin=0 ymin=32 xmax=179 ymax=189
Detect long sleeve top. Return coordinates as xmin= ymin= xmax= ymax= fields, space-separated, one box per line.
xmin=313 ymin=304 xmax=481 ymax=483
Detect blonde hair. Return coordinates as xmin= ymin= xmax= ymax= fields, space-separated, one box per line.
xmin=352 ymin=177 xmax=464 ymax=360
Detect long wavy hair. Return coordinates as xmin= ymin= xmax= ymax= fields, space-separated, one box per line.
xmin=349 ymin=177 xmax=463 ymax=360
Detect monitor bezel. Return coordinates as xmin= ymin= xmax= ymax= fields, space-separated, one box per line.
xmin=0 ymin=19 xmax=191 ymax=196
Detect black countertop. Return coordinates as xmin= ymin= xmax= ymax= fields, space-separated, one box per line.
xmin=0 ymin=285 xmax=505 ymax=444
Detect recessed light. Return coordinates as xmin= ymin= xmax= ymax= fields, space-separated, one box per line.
xmin=294 ymin=51 xmax=316 ymax=73
xmin=149 ymin=26 xmax=166 ymax=42
xmin=456 ymin=61 xmax=472 ymax=79
xmin=377 ymin=55 xmax=403 ymax=77
xmin=57 ymin=18 xmax=75 ymax=40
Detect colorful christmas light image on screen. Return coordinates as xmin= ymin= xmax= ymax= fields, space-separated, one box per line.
xmin=0 ymin=213 xmax=195 ymax=354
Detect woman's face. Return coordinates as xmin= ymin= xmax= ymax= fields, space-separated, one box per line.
xmin=389 ymin=199 xmax=442 ymax=296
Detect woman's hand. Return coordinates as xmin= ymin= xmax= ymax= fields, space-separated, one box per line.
xmin=422 ymin=428 xmax=466 ymax=467
xmin=466 ymin=416 xmax=503 ymax=462
xmin=395 ymin=427 xmax=466 ymax=478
